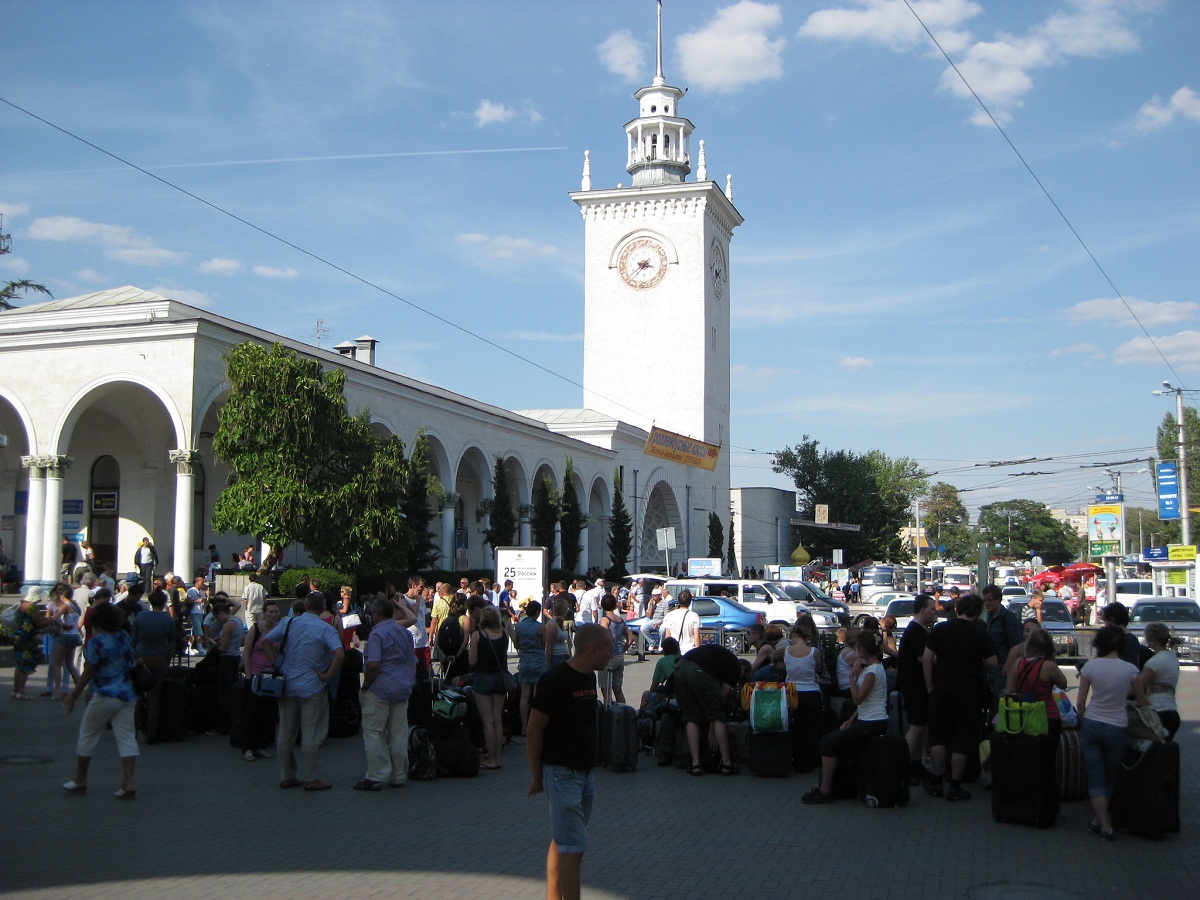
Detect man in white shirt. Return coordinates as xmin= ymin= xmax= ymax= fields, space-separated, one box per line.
xmin=577 ymin=578 xmax=604 ymax=626
xmin=661 ymin=589 xmax=700 ymax=654
xmin=241 ymin=573 xmax=267 ymax=628
xmin=398 ymin=576 xmax=431 ymax=671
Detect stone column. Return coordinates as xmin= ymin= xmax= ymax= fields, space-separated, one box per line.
xmin=479 ymin=510 xmax=493 ymax=568
xmin=518 ymin=504 xmax=532 ymax=546
xmin=170 ymin=450 xmax=201 ymax=579
xmin=41 ymin=455 xmax=71 ymax=582
xmin=20 ymin=457 xmax=47 ymax=583
xmin=553 ymin=521 xmax=562 ymax=569
xmin=579 ymin=523 xmax=589 ymax=572
xmin=440 ymin=493 xmax=459 ymax=571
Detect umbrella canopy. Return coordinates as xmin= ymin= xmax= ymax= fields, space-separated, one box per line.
xmin=1029 ymin=571 xmax=1063 ymax=585
xmin=1062 ymin=561 xmax=1103 ymax=575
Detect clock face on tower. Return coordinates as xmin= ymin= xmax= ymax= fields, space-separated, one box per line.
xmin=709 ymin=239 xmax=726 ymax=300
xmin=617 ymin=236 xmax=668 ymax=290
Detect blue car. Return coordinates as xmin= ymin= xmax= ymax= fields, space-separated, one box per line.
xmin=627 ymin=595 xmax=762 ymax=654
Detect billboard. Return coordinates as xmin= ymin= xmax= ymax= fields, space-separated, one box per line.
xmin=1087 ymin=504 xmax=1123 ymax=558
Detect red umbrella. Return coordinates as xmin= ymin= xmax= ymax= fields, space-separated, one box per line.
xmin=1062 ymin=561 xmax=1103 ymax=576
xmin=1029 ymin=571 xmax=1062 ymax=585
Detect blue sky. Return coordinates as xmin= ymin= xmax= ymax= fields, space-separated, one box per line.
xmin=2 ymin=0 xmax=1197 ymax=523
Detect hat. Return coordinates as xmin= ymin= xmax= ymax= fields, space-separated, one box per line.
xmin=24 ymin=585 xmax=45 ymax=604
xmin=651 ymin=587 xmax=662 ymax=596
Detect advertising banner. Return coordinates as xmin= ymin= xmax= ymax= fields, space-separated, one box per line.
xmin=1156 ymin=461 xmax=1180 ymax=520
xmin=1087 ymin=504 xmax=1123 ymax=558
xmin=643 ymin=426 xmax=720 ymax=471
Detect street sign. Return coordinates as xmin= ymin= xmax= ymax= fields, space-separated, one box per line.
xmin=1156 ymin=462 xmax=1180 ymax=521
xmin=832 ymin=549 xmax=843 ymax=565
xmin=1168 ymin=544 xmax=1197 ymax=561
xmin=656 ymin=527 xmax=677 ymax=551
xmin=688 ymin=557 xmax=721 ymax=576
xmin=1094 ymin=492 xmax=1123 ymax=504
xmin=1143 ymin=547 xmax=1169 ymax=562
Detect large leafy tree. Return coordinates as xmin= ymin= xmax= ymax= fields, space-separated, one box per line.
xmin=212 ymin=341 xmax=416 ymax=576
xmin=401 ymin=432 xmax=443 ymax=572
xmin=922 ymin=481 xmax=975 ymax=562
xmin=530 ymin=474 xmax=560 ymax=564
xmin=773 ymin=436 xmax=925 ymax=563
xmin=1124 ymin=505 xmax=1178 ymax=551
xmin=977 ymin=499 xmax=1079 ymax=565
xmin=707 ymin=511 xmax=724 ymax=559
xmin=1157 ymin=406 xmax=1200 ymax=527
xmin=559 ymin=457 xmax=584 ymax=575
xmin=483 ymin=455 xmax=517 ymax=551
xmin=606 ymin=470 xmax=632 ymax=578
xmin=0 ymin=279 xmax=51 ymax=310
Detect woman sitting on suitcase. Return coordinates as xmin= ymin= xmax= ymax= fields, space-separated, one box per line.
xmin=802 ymin=631 xmax=889 ymax=805
xmin=1006 ymin=627 xmax=1067 ymax=741
xmin=1077 ymin=625 xmax=1151 ymax=841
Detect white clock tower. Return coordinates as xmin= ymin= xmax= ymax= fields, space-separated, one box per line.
xmin=570 ymin=2 xmax=742 ymax=512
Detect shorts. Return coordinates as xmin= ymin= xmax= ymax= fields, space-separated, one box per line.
xmin=543 ymin=765 xmax=594 ymax=854
xmin=927 ymin=685 xmax=984 ymax=756
xmin=601 ymin=656 xmax=624 ymax=694
xmin=519 ymin=655 xmax=547 ymax=685
xmin=673 ymin=659 xmax=725 ymax=725
xmin=472 ymin=672 xmax=505 ymax=696
xmin=900 ymin=688 xmax=929 ymax=727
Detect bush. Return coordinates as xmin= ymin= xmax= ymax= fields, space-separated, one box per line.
xmin=276 ymin=567 xmax=354 ymax=599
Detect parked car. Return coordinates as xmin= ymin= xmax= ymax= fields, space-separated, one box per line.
xmin=1129 ymin=598 xmax=1200 ymax=664
xmin=626 ymin=595 xmax=761 ymax=654
xmin=852 ymin=592 xmax=914 ymax=626
xmin=664 ymin=578 xmax=801 ymax=628
xmin=778 ymin=582 xmax=851 ymax=628
xmin=1006 ymin=599 xmax=1081 ymax=660
xmin=1000 ymin=585 xmax=1030 ymax=599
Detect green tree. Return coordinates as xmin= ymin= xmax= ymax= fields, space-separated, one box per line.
xmin=1157 ymin=406 xmax=1200 ymax=524
xmin=726 ymin=511 xmax=737 ymax=577
xmin=559 ymin=457 xmax=584 ymax=575
xmin=211 ymin=341 xmax=415 ymax=576
xmin=923 ymin=481 xmax=974 ymax=562
xmin=0 ymin=279 xmax=51 ymax=310
xmin=773 ymin=436 xmax=924 ymax=563
xmin=1124 ymin=505 xmax=1179 ymax=551
xmin=607 ymin=470 xmax=632 ymax=578
xmin=708 ymin=511 xmax=724 ymax=559
xmin=401 ymin=432 xmax=443 ymax=572
xmin=531 ymin=474 xmax=560 ymax=564
xmin=483 ymin=455 xmax=517 ymax=551
xmin=977 ymin=499 xmax=1078 ymax=565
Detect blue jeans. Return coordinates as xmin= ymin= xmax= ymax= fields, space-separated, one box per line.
xmin=543 ymin=765 xmax=594 ymax=854
xmin=1080 ymin=718 xmax=1126 ymax=798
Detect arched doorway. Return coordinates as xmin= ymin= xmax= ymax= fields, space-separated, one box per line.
xmin=88 ymin=456 xmax=121 ymax=569
xmin=639 ymin=479 xmax=681 ymax=571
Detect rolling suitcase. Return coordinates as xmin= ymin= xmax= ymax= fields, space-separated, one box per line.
xmin=1111 ymin=740 xmax=1179 ymax=840
xmin=887 ymin=691 xmax=908 ymax=738
xmin=155 ymin=677 xmax=190 ymax=742
xmin=600 ymin=704 xmax=639 ymax=771
xmin=727 ymin=721 xmax=752 ymax=764
xmin=990 ymin=732 xmax=1058 ymax=828
xmin=430 ymin=738 xmax=480 ymax=777
xmin=228 ymin=677 xmax=247 ymax=748
xmin=654 ymin=711 xmax=678 ymax=767
xmin=857 ymin=734 xmax=910 ymax=808
xmin=749 ymin=730 xmax=791 ymax=777
xmin=1055 ymin=729 xmax=1087 ymax=801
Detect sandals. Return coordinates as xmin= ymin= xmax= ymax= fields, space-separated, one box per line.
xmin=719 ymin=764 xmax=740 ymax=777
xmin=352 ymin=779 xmax=382 ymax=792
xmin=114 ymin=788 xmax=136 ymax=800
xmin=480 ymin=763 xmax=501 ymax=770
xmin=62 ymin=781 xmax=87 ymax=795
xmin=687 ymin=765 xmax=703 ymax=776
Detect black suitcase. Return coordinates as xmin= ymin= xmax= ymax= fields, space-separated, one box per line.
xmin=188 ymin=681 xmax=219 ymax=734
xmin=600 ymin=704 xmax=639 ymax=771
xmin=229 ymin=678 xmax=247 ymax=748
xmin=1111 ymin=741 xmax=1180 ymax=840
xmin=749 ymin=730 xmax=791 ymax=777
xmin=990 ymin=732 xmax=1058 ymax=828
xmin=156 ymin=677 xmax=190 ymax=743
xmin=431 ymin=738 xmax=480 ymax=777
xmin=887 ymin=691 xmax=908 ymax=738
xmin=407 ymin=662 xmax=433 ymax=729
xmin=857 ymin=734 xmax=910 ymax=808
xmin=428 ymin=714 xmax=471 ymax=743
xmin=654 ymin=711 xmax=677 ymax=766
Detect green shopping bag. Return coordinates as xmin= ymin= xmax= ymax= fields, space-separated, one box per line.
xmin=995 ymin=696 xmax=1048 ymax=737
xmin=749 ymin=687 xmax=789 ymax=733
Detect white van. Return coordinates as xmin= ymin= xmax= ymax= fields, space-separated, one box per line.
xmin=664 ymin=578 xmax=839 ymax=629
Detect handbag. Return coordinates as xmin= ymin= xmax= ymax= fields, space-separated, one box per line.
xmin=749 ymin=687 xmax=789 ymax=733
xmin=1126 ymin=701 xmax=1166 ymax=744
xmin=250 ymin=618 xmax=292 ymax=698
xmin=1051 ymin=686 xmax=1079 ymax=729
xmin=131 ymin=661 xmax=157 ymax=694
xmin=995 ymin=696 xmax=1049 ymax=737
xmin=740 ymin=680 xmax=798 ymax=711
xmin=483 ymin=633 xmax=517 ymax=694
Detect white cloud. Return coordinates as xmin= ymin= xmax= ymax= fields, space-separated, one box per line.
xmin=28 ymin=214 xmax=186 ymax=267
xmin=197 ymin=257 xmax=243 ymax=275
xmin=732 ymin=364 xmax=800 ymax=379
xmin=473 ymin=99 xmax=541 ymax=127
xmin=0 ymin=256 xmax=30 ymax=275
xmin=0 ymin=202 xmax=31 ymax=219
xmin=839 ymin=356 xmax=875 ymax=370
xmin=1135 ymin=86 xmax=1200 ymax=132
xmin=1114 ymin=331 xmax=1200 ymax=370
xmin=599 ymin=30 xmax=646 ymax=81
xmin=253 ymin=265 xmax=298 ymax=279
xmin=501 ymin=330 xmax=583 ymax=343
xmin=678 ymin=1 xmax=786 ymax=93
xmin=76 ymin=269 xmax=109 ymax=284
xmin=149 ymin=285 xmax=212 ymax=307
xmin=1049 ymin=342 xmax=1102 ymax=358
xmin=800 ymin=0 xmax=1150 ymax=125
xmin=455 ymin=233 xmax=558 ymax=259
xmin=1063 ymin=297 xmax=1197 ymax=327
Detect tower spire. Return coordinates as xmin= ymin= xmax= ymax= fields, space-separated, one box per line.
xmin=654 ymin=0 xmax=664 ymax=86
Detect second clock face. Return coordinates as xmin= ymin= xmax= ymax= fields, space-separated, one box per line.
xmin=618 ymin=237 xmax=668 ymax=290
xmin=710 ymin=240 xmax=726 ymax=299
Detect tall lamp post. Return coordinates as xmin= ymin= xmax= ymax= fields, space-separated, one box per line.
xmin=1153 ymin=382 xmax=1191 ymax=546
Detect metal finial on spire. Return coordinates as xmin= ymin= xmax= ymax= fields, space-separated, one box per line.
xmin=654 ymin=0 xmax=665 ymax=86
xmin=725 ymin=174 xmax=733 ymax=201
xmin=581 ymin=150 xmax=592 ymax=191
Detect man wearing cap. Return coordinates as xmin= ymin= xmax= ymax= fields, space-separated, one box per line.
xmin=639 ymin=587 xmax=667 ymax=655
xmin=577 ymin=578 xmax=604 ymax=627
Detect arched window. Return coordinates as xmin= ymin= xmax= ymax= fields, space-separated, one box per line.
xmin=649 ymin=134 xmax=658 ymax=159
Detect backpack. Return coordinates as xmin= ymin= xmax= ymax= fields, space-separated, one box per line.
xmin=437 ymin=615 xmax=464 ymax=657
xmin=407 ymin=726 xmax=438 ymax=780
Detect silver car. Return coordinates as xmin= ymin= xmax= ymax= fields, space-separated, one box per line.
xmin=1129 ymin=599 xmax=1200 ymax=664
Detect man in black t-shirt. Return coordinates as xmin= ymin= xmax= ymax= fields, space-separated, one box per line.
xmin=527 ymin=624 xmax=612 ymax=900
xmin=920 ymin=593 xmax=996 ymax=801
xmin=896 ymin=593 xmax=938 ymax=781
xmin=674 ymin=644 xmax=742 ymax=776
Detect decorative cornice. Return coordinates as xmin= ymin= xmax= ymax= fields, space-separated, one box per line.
xmin=21 ymin=454 xmax=71 ymax=474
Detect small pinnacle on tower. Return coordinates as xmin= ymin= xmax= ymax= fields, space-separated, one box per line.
xmin=697 ymin=140 xmax=707 ymax=182
xmin=582 ymin=150 xmax=592 ymax=191
xmin=725 ymin=174 xmax=733 ymax=202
